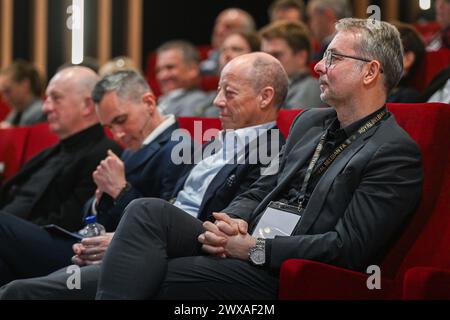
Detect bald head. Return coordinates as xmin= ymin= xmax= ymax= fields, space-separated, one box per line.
xmin=212 ymin=8 xmax=256 ymax=49
xmin=223 ymin=52 xmax=289 ymax=109
xmin=51 ymin=66 xmax=99 ymax=96
xmin=43 ymin=66 xmax=100 ymax=139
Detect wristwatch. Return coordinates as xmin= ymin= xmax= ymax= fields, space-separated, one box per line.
xmin=249 ymin=238 xmax=266 ymax=266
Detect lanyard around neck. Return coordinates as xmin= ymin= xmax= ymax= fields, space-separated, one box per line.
xmin=297 ymin=110 xmax=387 ymax=210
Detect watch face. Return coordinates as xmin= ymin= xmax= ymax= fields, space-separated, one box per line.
xmin=250 ymin=248 xmax=265 ymax=265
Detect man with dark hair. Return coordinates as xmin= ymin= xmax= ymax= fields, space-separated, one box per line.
xmin=260 ymin=20 xmax=322 ymax=109
xmin=269 ymin=0 xmax=305 ymax=22
xmin=388 ymin=22 xmax=426 ymax=103
xmin=91 ymin=20 xmax=422 ymax=300
xmin=0 ymin=60 xmax=46 ymax=127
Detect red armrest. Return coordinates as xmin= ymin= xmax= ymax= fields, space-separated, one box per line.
xmin=403 ymin=267 xmax=450 ymax=300
xmin=279 ymin=259 xmax=392 ymax=300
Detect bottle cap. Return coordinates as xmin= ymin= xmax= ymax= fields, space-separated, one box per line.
xmin=85 ymin=215 xmax=97 ymax=224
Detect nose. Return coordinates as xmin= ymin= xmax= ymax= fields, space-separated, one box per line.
xmin=42 ymin=97 xmax=53 ymax=114
xmin=314 ymin=57 xmax=326 ymax=75
xmin=213 ymin=89 xmax=225 ymax=109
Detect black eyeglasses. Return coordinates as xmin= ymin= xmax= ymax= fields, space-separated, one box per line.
xmin=323 ymin=50 xmax=383 ymax=73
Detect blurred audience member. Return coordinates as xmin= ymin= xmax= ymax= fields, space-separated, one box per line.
xmin=269 ymin=0 xmax=305 ymax=22
xmin=200 ymin=8 xmax=256 ymax=75
xmin=306 ymin=0 xmax=352 ymax=60
xmin=423 ymin=66 xmax=450 ymax=103
xmin=0 ymin=60 xmax=45 ymax=128
xmin=59 ymin=57 xmax=100 ymax=74
xmin=201 ymin=31 xmax=261 ymax=117
xmin=260 ymin=20 xmax=322 ymax=109
xmin=388 ymin=22 xmax=425 ymax=103
xmin=156 ymin=40 xmax=209 ymax=117
xmin=99 ymin=56 xmax=140 ymax=77
xmin=427 ymin=0 xmax=450 ymax=51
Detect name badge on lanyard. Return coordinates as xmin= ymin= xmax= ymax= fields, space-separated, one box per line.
xmin=251 ymin=201 xmax=302 ymax=239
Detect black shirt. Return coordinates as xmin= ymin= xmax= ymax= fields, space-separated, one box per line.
xmin=278 ymin=106 xmax=387 ymax=209
xmin=260 ymin=106 xmax=388 ymax=269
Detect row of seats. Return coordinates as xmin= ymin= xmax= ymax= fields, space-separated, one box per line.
xmin=0 ymin=102 xmax=449 ymax=299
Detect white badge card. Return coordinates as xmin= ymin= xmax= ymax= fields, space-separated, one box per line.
xmin=251 ymin=202 xmax=301 ymax=239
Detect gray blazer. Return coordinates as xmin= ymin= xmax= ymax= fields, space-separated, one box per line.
xmin=285 ymin=74 xmax=323 ymax=109
xmin=224 ymin=107 xmax=423 ymax=272
xmin=5 ymin=99 xmax=45 ymax=126
xmin=158 ymin=89 xmax=209 ymax=117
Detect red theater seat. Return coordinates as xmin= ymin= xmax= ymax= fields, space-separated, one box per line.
xmin=177 ymin=117 xmax=221 ymax=144
xmin=410 ymin=49 xmax=450 ymax=93
xmin=23 ymin=122 xmax=59 ymax=163
xmin=0 ymin=95 xmax=11 ymax=122
xmin=0 ymin=126 xmax=30 ymax=183
xmin=278 ymin=103 xmax=450 ymax=300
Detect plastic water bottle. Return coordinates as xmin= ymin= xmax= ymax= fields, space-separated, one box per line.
xmin=78 ymin=215 xmax=106 ymax=238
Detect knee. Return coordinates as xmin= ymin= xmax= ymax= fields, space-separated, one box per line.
xmin=122 ymin=198 xmax=168 ymax=223
xmin=0 ymin=280 xmax=29 ymax=300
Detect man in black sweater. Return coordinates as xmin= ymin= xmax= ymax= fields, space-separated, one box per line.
xmin=0 ymin=66 xmax=122 ymax=285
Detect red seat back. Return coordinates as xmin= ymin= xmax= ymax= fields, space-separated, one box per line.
xmin=277 ymin=109 xmax=304 ymax=139
xmin=379 ymin=103 xmax=450 ymax=287
xmin=177 ymin=117 xmax=222 ymax=144
xmin=0 ymin=95 xmax=11 ymax=122
xmin=409 ymin=49 xmax=450 ymax=93
xmin=23 ymin=123 xmax=59 ymax=163
xmin=413 ymin=22 xmax=441 ymax=44
xmin=0 ymin=126 xmax=30 ymax=182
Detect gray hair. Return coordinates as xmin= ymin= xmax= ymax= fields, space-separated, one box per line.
xmin=250 ymin=55 xmax=289 ymax=109
xmin=157 ymin=40 xmax=200 ymax=65
xmin=92 ymin=70 xmax=151 ymax=104
xmin=310 ymin=0 xmax=352 ymax=19
xmin=335 ymin=18 xmax=404 ymax=93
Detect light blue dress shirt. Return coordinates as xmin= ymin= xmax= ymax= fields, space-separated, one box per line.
xmin=174 ymin=121 xmax=276 ymax=217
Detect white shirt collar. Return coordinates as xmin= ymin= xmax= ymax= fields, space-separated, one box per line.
xmin=142 ymin=114 xmax=176 ymax=146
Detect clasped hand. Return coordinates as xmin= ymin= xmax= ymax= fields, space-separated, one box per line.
xmin=93 ymin=150 xmax=126 ymax=200
xmin=198 ymin=212 xmax=256 ymax=260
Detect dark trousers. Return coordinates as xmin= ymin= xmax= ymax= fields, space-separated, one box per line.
xmin=0 ymin=211 xmax=76 ymax=286
xmin=0 ymin=264 xmax=100 ymax=300
xmin=96 ymin=198 xmax=278 ymax=300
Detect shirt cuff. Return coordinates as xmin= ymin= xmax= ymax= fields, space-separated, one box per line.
xmin=91 ymin=199 xmax=98 ymax=215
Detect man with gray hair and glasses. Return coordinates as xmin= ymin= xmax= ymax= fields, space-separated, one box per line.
xmin=82 ymin=19 xmax=422 ymax=300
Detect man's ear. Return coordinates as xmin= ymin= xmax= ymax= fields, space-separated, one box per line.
xmin=82 ymin=96 xmax=96 ymax=116
xmin=363 ymin=60 xmax=383 ymax=86
xmin=259 ymin=86 xmax=275 ymax=110
xmin=142 ymin=92 xmax=157 ymax=113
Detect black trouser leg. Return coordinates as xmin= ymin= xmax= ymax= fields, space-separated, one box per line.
xmin=96 ymin=198 xmax=204 ymax=299
xmin=0 ymin=212 xmax=76 ymax=286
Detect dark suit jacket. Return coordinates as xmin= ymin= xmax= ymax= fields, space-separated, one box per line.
xmin=421 ymin=66 xmax=450 ymax=102
xmin=224 ymin=108 xmax=423 ymax=272
xmin=90 ymin=123 xmax=193 ymax=231
xmin=172 ymin=125 xmax=285 ymax=222
xmin=0 ymin=124 xmax=122 ymax=231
